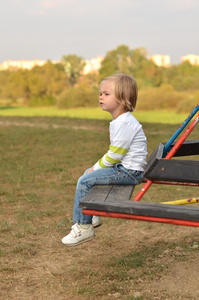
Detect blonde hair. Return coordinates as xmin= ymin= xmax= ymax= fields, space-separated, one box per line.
xmin=101 ymin=73 xmax=138 ymax=112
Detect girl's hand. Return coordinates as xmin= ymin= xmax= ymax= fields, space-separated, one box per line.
xmin=87 ymin=167 xmax=94 ymax=173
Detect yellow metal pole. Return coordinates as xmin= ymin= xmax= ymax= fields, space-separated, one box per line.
xmin=161 ymin=197 xmax=199 ymax=205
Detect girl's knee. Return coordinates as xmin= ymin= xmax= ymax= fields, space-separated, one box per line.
xmin=77 ymin=173 xmax=88 ymax=186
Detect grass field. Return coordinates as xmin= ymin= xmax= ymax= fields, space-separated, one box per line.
xmin=0 ymin=116 xmax=199 ymax=300
xmin=0 ymin=106 xmax=189 ymax=124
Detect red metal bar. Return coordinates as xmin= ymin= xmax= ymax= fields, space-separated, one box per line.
xmin=82 ymin=209 xmax=199 ymax=227
xmin=133 ymin=113 xmax=199 ymax=201
xmin=133 ymin=180 xmax=152 ymax=201
xmin=149 ymin=181 xmax=199 ymax=187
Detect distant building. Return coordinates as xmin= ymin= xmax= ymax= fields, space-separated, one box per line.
xmin=83 ymin=56 xmax=104 ymax=74
xmin=148 ymin=54 xmax=170 ymax=67
xmin=0 ymin=57 xmax=104 ymax=74
xmin=0 ymin=59 xmax=46 ymax=70
xmin=1 ymin=54 xmax=199 ymax=72
xmin=181 ymin=54 xmax=199 ymax=65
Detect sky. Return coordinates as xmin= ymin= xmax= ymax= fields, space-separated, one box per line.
xmin=1 ymin=0 xmax=199 ymax=65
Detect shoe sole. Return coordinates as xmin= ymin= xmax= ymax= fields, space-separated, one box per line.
xmin=62 ymin=235 xmax=95 ymax=247
xmin=93 ymin=222 xmax=101 ymax=228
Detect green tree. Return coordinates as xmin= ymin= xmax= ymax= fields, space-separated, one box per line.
xmin=0 ymin=71 xmax=11 ymax=99
xmin=61 ymin=54 xmax=86 ymax=85
xmin=0 ymin=62 xmax=67 ymax=105
xmin=29 ymin=61 xmax=66 ymax=96
xmin=163 ymin=61 xmax=199 ymax=90
xmin=99 ymin=45 xmax=131 ymax=79
xmin=2 ymin=70 xmax=30 ymax=101
xmin=99 ymin=45 xmax=162 ymax=87
xmin=56 ymin=84 xmax=99 ymax=109
xmin=26 ymin=61 xmax=67 ymax=105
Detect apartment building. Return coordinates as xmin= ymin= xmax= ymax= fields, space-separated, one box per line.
xmin=83 ymin=56 xmax=104 ymax=74
xmin=181 ymin=54 xmax=199 ymax=65
xmin=0 ymin=57 xmax=104 ymax=74
xmin=148 ymin=54 xmax=170 ymax=67
xmin=0 ymin=59 xmax=46 ymax=70
xmin=1 ymin=54 xmax=199 ymax=72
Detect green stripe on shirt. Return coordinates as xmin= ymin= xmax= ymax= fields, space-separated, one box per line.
xmin=98 ymin=145 xmax=128 ymax=168
xmin=105 ymin=154 xmax=121 ymax=164
xmin=109 ymin=145 xmax=128 ymax=155
xmin=98 ymin=158 xmax=109 ymax=168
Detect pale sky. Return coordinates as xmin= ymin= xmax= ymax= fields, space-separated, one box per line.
xmin=1 ymin=0 xmax=199 ymax=65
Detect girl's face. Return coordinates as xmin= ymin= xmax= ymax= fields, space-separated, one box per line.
xmin=99 ymin=80 xmax=124 ymax=119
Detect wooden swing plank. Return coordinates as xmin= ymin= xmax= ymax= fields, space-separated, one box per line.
xmin=80 ymin=198 xmax=199 ymax=222
xmin=144 ymin=140 xmax=199 ymax=183
xmin=145 ymin=159 xmax=199 ymax=183
xmin=166 ymin=140 xmax=199 ymax=157
xmin=83 ymin=185 xmax=134 ymax=203
xmin=81 ymin=209 xmax=199 ymax=227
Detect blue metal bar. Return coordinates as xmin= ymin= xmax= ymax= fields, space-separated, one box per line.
xmin=163 ymin=104 xmax=199 ymax=157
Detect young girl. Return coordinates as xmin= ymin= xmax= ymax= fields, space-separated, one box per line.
xmin=62 ymin=73 xmax=147 ymax=247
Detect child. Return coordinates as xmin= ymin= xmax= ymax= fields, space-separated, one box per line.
xmin=62 ymin=73 xmax=147 ymax=247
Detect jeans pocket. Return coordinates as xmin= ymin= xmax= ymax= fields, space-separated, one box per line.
xmin=108 ymin=172 xmax=127 ymax=184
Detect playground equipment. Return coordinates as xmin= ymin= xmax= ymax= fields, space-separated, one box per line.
xmin=80 ymin=105 xmax=199 ymax=227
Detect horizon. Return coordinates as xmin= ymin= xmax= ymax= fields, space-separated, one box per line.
xmin=0 ymin=48 xmax=198 ymax=66
xmin=1 ymin=1 xmax=199 ymax=65
xmin=1 ymin=52 xmax=198 ymax=68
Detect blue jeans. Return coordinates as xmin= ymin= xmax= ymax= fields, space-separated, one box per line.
xmin=72 ymin=163 xmax=144 ymax=225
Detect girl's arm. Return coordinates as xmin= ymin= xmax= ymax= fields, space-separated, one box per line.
xmin=93 ymin=121 xmax=141 ymax=171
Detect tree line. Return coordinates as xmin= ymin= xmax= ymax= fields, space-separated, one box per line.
xmin=0 ymin=45 xmax=198 ymax=112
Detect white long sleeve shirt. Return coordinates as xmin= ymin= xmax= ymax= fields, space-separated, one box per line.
xmin=93 ymin=111 xmax=147 ymax=172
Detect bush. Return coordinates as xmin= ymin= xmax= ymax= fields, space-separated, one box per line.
xmin=28 ymin=96 xmax=56 ymax=107
xmin=56 ymin=86 xmax=99 ymax=109
xmin=176 ymin=94 xmax=197 ymax=113
xmin=137 ymin=85 xmax=196 ymax=112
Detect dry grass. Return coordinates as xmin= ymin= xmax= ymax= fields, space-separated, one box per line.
xmin=0 ymin=116 xmax=199 ymax=300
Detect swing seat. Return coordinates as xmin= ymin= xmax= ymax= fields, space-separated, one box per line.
xmin=79 ymin=191 xmax=199 ymax=224
xmin=145 ymin=140 xmax=199 ymax=183
xmin=79 ymin=140 xmax=199 ymax=227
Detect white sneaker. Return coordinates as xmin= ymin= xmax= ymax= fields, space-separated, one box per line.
xmin=92 ymin=216 xmax=101 ymax=228
xmin=62 ymin=223 xmax=95 ymax=247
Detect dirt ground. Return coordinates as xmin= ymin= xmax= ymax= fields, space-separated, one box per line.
xmin=1 ymin=217 xmax=199 ymax=300
xmin=0 ymin=118 xmax=199 ymax=300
